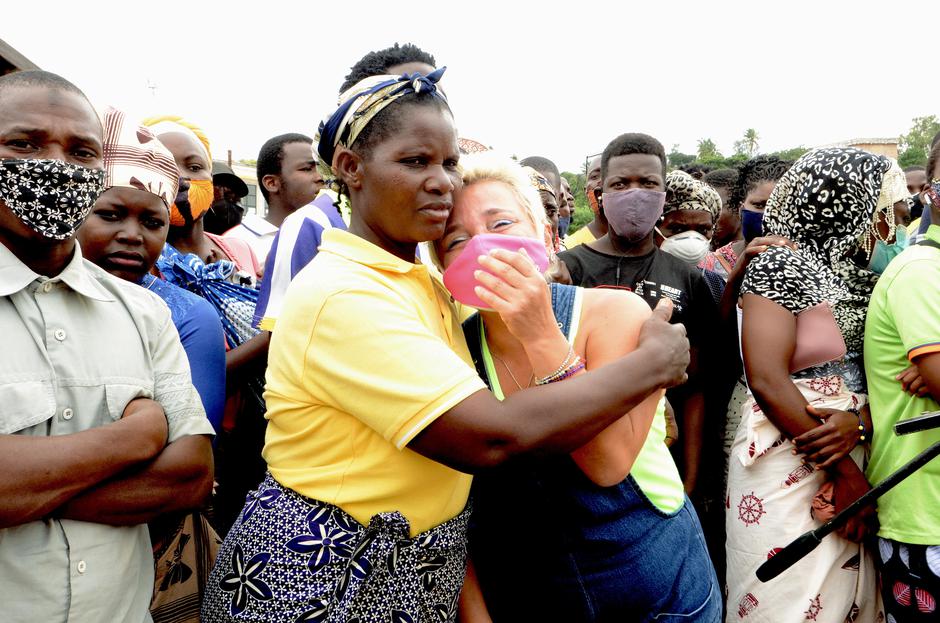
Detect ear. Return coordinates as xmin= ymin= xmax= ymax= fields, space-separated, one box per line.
xmin=334 ymin=147 xmax=364 ymax=191
xmin=261 ymin=174 xmax=280 ymax=195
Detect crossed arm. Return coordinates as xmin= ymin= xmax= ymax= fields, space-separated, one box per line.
xmin=0 ymin=398 xmax=213 ymax=528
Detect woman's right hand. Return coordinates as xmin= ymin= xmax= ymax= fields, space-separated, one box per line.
xmin=636 ymin=299 xmax=689 ymax=388
xmin=475 ymin=248 xmax=561 ymax=345
xmin=792 ymin=405 xmax=861 ymax=468
xmin=739 ymin=235 xmax=796 ymax=268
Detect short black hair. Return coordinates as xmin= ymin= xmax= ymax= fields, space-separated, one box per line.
xmin=903 ymin=165 xmax=927 ymax=173
xmin=340 ymin=43 xmax=436 ymax=93
xmin=520 ymin=156 xmax=561 ymax=193
xmin=257 ymin=133 xmax=313 ymax=201
xmin=927 ymin=140 xmax=940 ymax=181
xmin=703 ymin=168 xmax=739 ymax=193
xmin=680 ymin=163 xmax=712 ymax=179
xmin=0 ymin=69 xmax=87 ymax=100
xmin=600 ymin=133 xmax=667 ymax=180
xmin=729 ymin=155 xmax=792 ymax=214
xmin=0 ymin=70 xmax=100 ymax=135
xmin=932 ymin=130 xmax=940 ymax=149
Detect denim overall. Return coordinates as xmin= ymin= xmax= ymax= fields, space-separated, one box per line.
xmin=464 ymin=283 xmax=721 ymax=622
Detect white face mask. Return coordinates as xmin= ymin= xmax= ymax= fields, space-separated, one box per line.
xmin=660 ymin=230 xmax=711 ymax=265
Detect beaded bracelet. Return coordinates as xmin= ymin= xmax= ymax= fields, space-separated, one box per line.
xmin=553 ymin=360 xmax=586 ymax=383
xmin=535 ymin=345 xmax=575 ymax=384
xmin=536 ymin=355 xmax=585 ymax=385
xmin=848 ymin=407 xmax=869 ymax=444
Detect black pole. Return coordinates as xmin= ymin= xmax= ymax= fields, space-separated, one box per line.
xmin=756 ymin=439 xmax=940 ymax=582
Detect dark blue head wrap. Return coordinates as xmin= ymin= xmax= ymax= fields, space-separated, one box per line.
xmin=315 ymin=67 xmax=447 ymax=179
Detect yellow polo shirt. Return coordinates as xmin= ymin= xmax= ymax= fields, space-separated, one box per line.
xmin=262 ymin=229 xmax=486 ymax=535
xmin=564 ymin=225 xmax=596 ymax=249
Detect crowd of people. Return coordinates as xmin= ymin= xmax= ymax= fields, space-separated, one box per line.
xmin=1 ymin=41 xmax=939 ymax=623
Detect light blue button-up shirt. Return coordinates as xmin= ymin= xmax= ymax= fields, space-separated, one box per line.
xmin=0 ymin=240 xmax=214 ymax=622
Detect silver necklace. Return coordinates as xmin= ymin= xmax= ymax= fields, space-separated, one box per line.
xmin=491 ymin=353 xmax=534 ymax=391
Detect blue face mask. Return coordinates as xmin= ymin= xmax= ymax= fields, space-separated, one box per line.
xmin=868 ymin=227 xmax=908 ymax=275
xmin=741 ymin=209 xmax=764 ymax=242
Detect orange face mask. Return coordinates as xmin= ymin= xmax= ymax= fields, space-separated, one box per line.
xmin=170 ymin=178 xmax=214 ymax=226
xmin=587 ymin=188 xmax=600 ymax=215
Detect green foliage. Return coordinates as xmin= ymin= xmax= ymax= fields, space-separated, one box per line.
xmin=733 ymin=128 xmax=760 ymax=157
xmin=561 ymin=171 xmax=593 ymax=234
xmin=236 ymin=158 xmax=257 ymax=167
xmin=898 ymin=115 xmax=940 ymax=168
xmin=665 ymin=145 xmax=808 ymax=174
xmin=696 ymin=138 xmax=722 ymax=163
xmin=570 ymin=203 xmax=594 ymax=232
xmin=770 ymin=146 xmax=810 ymax=161
xmin=668 ymin=144 xmax=696 ymax=169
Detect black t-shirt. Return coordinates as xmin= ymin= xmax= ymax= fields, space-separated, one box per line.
xmin=558 ymin=244 xmax=716 ymax=347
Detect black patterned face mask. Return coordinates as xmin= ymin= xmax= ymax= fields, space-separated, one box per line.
xmin=0 ymin=159 xmax=105 ymax=240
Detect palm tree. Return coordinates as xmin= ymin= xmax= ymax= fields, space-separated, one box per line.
xmin=734 ymin=129 xmax=760 ymax=157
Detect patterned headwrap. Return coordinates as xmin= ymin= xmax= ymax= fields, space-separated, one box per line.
xmin=101 ymin=107 xmax=179 ymax=208
xmin=315 ymin=67 xmax=448 ymax=188
xmin=664 ymin=170 xmax=722 ymax=220
xmin=458 ymin=137 xmax=490 ymax=154
xmin=141 ymin=115 xmax=212 ymax=162
xmin=522 ymin=166 xmax=554 ymax=195
xmin=741 ymin=147 xmax=892 ymax=352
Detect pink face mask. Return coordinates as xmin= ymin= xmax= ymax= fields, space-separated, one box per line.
xmin=443 ymin=233 xmax=550 ymax=310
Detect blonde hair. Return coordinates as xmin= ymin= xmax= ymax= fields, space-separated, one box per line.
xmin=426 ymin=151 xmax=550 ymax=270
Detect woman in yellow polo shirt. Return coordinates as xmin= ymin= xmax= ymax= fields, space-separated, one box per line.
xmin=202 ymin=69 xmax=690 ymax=623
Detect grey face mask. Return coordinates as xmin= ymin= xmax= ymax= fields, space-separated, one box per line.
xmin=0 ymin=159 xmax=105 ymax=240
xmin=602 ymin=189 xmax=666 ymax=242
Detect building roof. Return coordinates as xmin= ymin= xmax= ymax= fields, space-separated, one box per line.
xmin=0 ymin=38 xmax=38 ymax=75
xmin=824 ymin=137 xmax=899 ymax=147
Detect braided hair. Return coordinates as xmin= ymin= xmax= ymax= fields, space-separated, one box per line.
xmin=728 ymin=155 xmax=792 ymax=215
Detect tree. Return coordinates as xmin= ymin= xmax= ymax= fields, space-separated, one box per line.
xmin=733 ymin=128 xmax=760 ymax=157
xmin=236 ymin=158 xmax=257 ymax=167
xmin=898 ymin=115 xmax=940 ymax=168
xmin=668 ymin=144 xmax=696 ymax=169
xmin=769 ymin=146 xmax=809 ymax=161
xmin=696 ymin=138 xmax=722 ymax=163
xmin=561 ymin=171 xmax=592 ymax=233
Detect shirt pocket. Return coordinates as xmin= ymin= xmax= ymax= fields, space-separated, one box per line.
xmin=0 ymin=380 xmax=56 ymax=434
xmin=104 ymin=383 xmax=154 ymax=421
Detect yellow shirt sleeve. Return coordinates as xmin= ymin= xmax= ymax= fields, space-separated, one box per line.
xmin=301 ymin=287 xmax=487 ymax=449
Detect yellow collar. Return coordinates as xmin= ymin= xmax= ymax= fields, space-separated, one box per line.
xmin=319 ymin=229 xmax=426 ymax=275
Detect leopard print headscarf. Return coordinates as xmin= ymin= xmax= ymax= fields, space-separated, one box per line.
xmin=740 ymin=147 xmax=891 ymax=352
xmin=664 ymin=170 xmax=721 ymax=220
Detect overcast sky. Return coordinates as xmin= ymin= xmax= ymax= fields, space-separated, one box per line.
xmin=5 ymin=0 xmax=934 ymax=173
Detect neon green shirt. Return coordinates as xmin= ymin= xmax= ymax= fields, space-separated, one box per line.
xmin=864 ymin=224 xmax=940 ymax=544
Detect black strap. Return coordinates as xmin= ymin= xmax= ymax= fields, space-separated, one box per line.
xmin=462 ymin=314 xmax=490 ymax=389
xmin=462 ymin=283 xmax=579 ymax=391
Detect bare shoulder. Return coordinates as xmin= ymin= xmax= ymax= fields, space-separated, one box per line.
xmin=582 ymin=288 xmax=651 ymax=321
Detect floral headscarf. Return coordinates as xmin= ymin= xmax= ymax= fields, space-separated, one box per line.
xmin=741 ymin=147 xmax=892 ymax=351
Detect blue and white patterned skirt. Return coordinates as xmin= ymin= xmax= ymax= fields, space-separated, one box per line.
xmin=201 ymin=473 xmax=470 ymax=622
